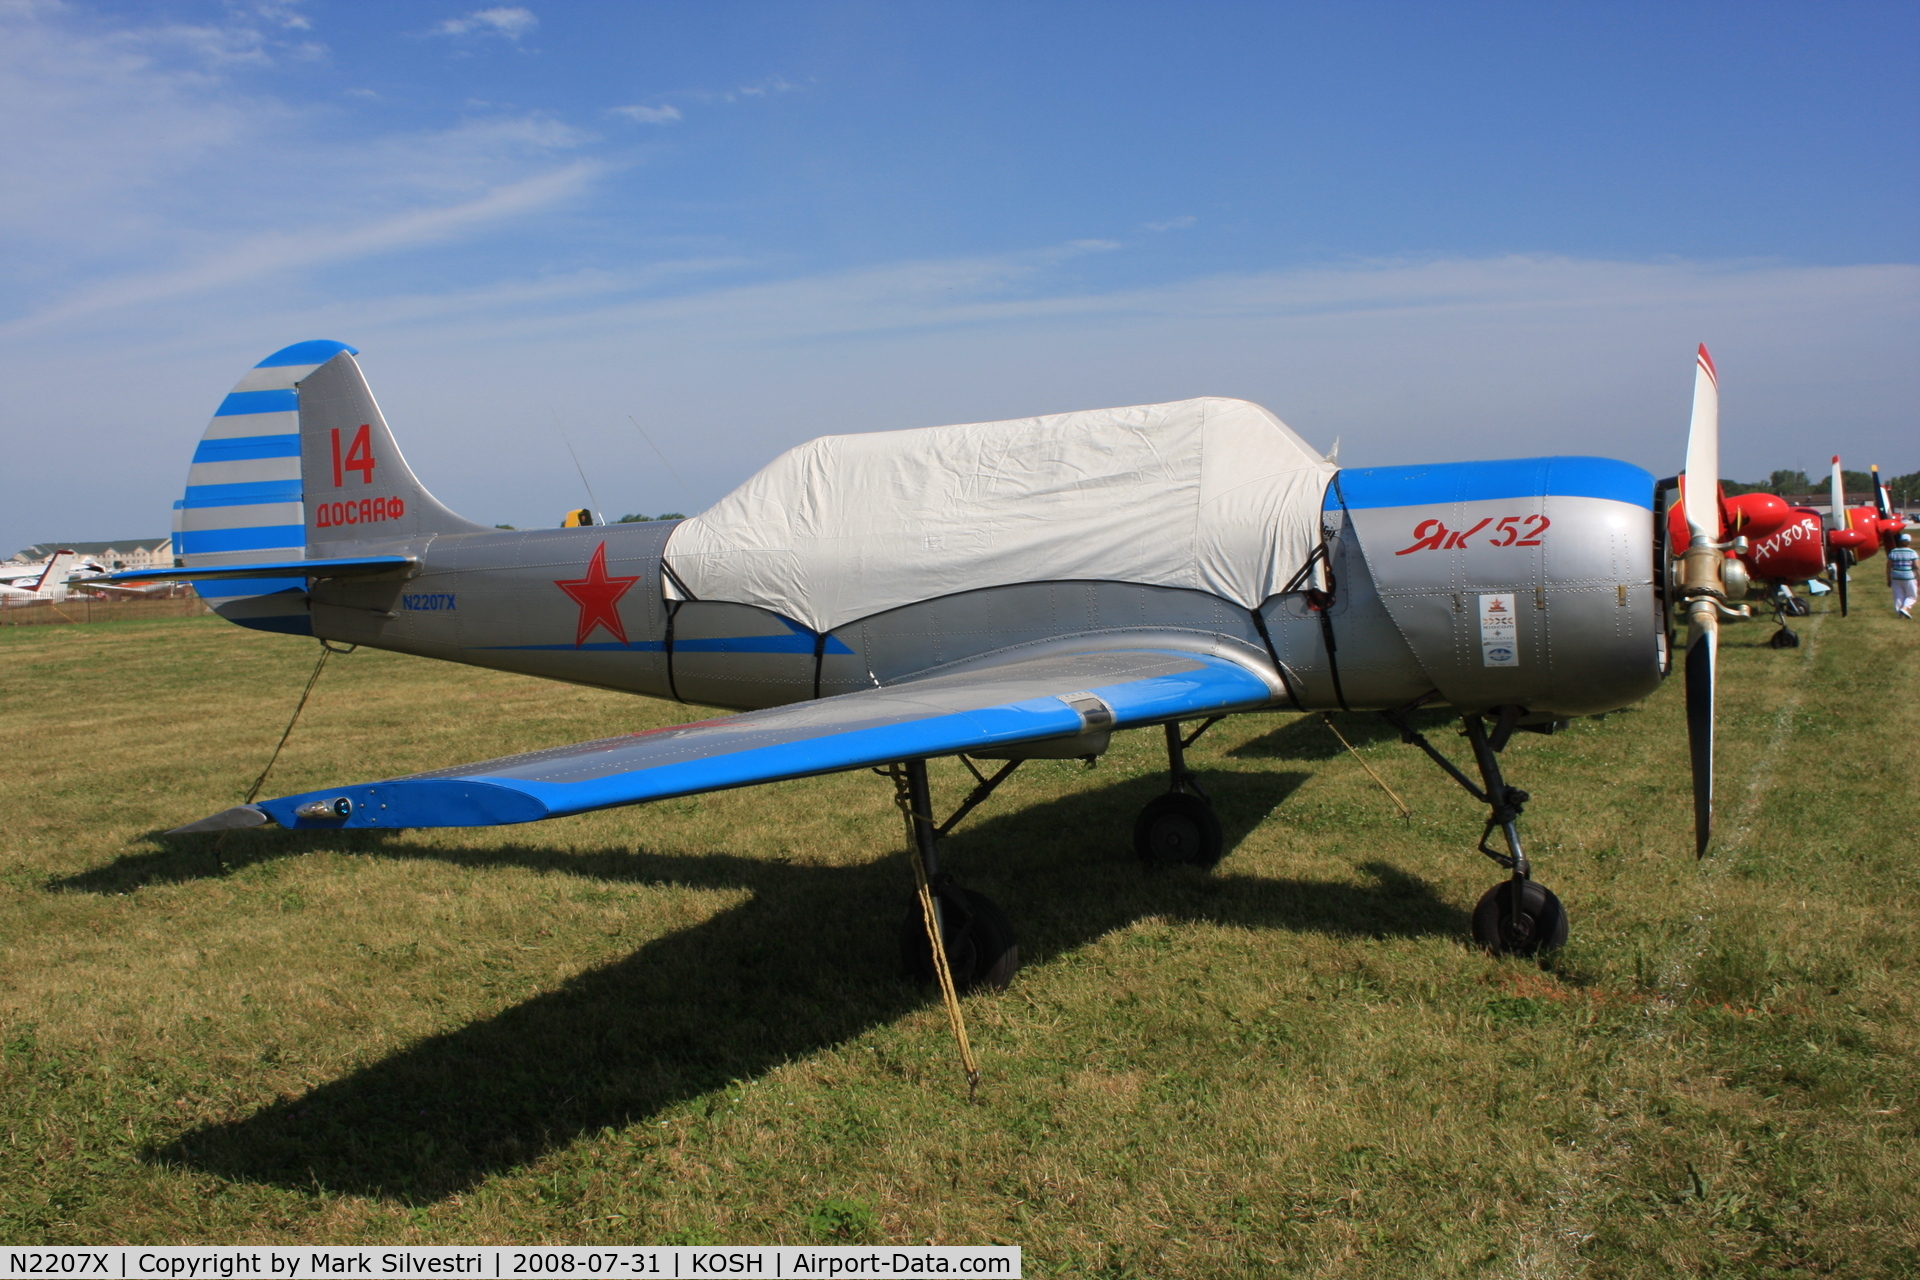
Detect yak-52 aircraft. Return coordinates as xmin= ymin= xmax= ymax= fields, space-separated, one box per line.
xmin=112 ymin=340 xmax=1746 ymax=984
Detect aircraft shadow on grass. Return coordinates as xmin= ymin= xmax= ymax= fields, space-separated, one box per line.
xmin=66 ymin=767 xmax=1466 ymax=1203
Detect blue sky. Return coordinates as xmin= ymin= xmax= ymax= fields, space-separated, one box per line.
xmin=2 ymin=0 xmax=1915 ymax=550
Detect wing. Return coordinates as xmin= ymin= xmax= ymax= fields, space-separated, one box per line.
xmin=178 ymin=645 xmax=1280 ymax=833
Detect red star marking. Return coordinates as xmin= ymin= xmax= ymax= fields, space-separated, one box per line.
xmin=555 ymin=541 xmax=640 ymax=647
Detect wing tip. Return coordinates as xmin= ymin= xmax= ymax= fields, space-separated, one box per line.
xmin=167 ymin=804 xmax=273 ymax=835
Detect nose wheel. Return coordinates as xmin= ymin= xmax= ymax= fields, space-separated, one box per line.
xmin=1471 ymin=878 xmax=1568 ymax=957
xmin=1385 ymin=701 xmax=1570 ymax=958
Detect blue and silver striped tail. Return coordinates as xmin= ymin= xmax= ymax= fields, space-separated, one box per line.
xmin=177 ymin=340 xmax=357 ymax=635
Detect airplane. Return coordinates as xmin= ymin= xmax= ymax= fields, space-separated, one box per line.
xmin=0 ymin=551 xmax=83 ymax=605
xmin=0 ymin=551 xmax=105 ymax=584
xmin=62 ymin=555 xmax=185 ymax=598
xmin=1694 ymin=455 xmax=1908 ymax=649
xmin=109 ymin=339 xmax=1745 ymax=986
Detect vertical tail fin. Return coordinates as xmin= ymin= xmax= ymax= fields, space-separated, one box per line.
xmin=32 ymin=551 xmax=77 ymax=599
xmin=296 ymin=349 xmax=490 ymax=551
xmin=179 ymin=341 xmax=488 ymax=635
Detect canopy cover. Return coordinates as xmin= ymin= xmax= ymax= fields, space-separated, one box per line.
xmin=663 ymin=396 xmax=1335 ymax=635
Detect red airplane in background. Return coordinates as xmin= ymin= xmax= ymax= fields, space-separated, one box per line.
xmin=1673 ymin=456 xmax=1907 ymax=649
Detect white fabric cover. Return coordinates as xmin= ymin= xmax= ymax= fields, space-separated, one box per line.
xmin=663 ymin=396 xmax=1335 ymax=634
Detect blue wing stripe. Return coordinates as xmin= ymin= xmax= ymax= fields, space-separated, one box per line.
xmin=192 ymin=434 xmax=302 ymax=464
xmin=252 ymin=650 xmax=1275 ymax=830
xmin=1332 ymin=457 xmax=1653 ymax=511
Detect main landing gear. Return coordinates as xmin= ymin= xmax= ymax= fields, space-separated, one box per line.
xmin=1385 ymin=702 xmax=1568 ymax=957
xmin=1766 ymin=586 xmax=1809 ymax=649
xmin=1134 ymin=718 xmax=1227 ymax=868
xmin=886 ymin=757 xmax=1022 ymax=991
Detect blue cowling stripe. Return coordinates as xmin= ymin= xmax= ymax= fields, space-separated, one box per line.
xmin=1330 ymin=456 xmax=1654 ymax=511
xmin=254 ymin=340 xmax=358 ymax=368
xmin=215 ymin=389 xmax=299 ymax=416
xmin=183 ymin=479 xmax=304 ymax=508
xmin=175 ymin=525 xmax=306 ymax=554
xmin=192 ymin=434 xmax=301 ymax=464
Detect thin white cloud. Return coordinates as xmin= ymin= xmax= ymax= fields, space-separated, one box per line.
xmin=253 ymin=1 xmax=313 ymax=31
xmin=697 ymin=75 xmax=807 ymax=105
xmin=734 ymin=76 xmax=797 ymax=97
xmin=612 ymin=103 xmax=681 ymax=125
xmin=434 ymin=7 xmax=538 ymax=39
xmin=1144 ymin=215 xmax=1196 ymax=232
xmin=0 ymin=162 xmax=603 ymax=336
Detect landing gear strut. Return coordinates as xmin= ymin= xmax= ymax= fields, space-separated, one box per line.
xmin=1766 ymin=586 xmax=1806 ymax=649
xmin=1384 ymin=703 xmax=1568 ymax=957
xmin=1134 ymin=719 xmax=1226 ymax=868
xmin=887 ymin=758 xmax=1021 ymax=990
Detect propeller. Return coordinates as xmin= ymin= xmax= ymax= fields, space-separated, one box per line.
xmin=1829 ymin=455 xmax=1851 ymax=616
xmin=1679 ymin=344 xmax=1728 ymax=857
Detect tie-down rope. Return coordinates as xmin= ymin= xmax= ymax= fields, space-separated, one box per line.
xmin=1320 ymin=712 xmax=1412 ymax=820
xmin=888 ymin=765 xmax=982 ymax=1102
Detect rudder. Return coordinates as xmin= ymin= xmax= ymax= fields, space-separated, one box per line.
xmin=178 ymin=340 xmax=353 ymax=634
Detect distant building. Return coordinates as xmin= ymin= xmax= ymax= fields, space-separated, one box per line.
xmin=10 ymin=538 xmax=172 ymax=571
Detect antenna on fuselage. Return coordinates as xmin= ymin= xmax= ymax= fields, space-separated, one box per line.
xmin=552 ymin=409 xmax=604 ymax=524
xmin=628 ymin=414 xmax=695 ymax=509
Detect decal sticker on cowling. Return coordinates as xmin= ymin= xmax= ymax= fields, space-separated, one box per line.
xmin=1479 ymin=593 xmax=1519 ymax=667
xmin=1395 ymin=514 xmax=1550 ymax=555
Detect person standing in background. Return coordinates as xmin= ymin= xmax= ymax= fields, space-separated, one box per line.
xmin=1887 ymin=533 xmax=1918 ymax=618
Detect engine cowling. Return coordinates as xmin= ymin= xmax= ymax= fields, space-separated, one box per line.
xmin=1740 ymin=507 xmax=1826 ymax=585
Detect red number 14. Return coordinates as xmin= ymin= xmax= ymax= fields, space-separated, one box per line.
xmin=331 ymin=424 xmax=377 ymax=486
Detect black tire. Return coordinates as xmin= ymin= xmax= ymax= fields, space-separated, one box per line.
xmin=1785 ymin=597 xmax=1811 ymax=617
xmin=1471 ymin=879 xmax=1568 ymax=957
xmin=1133 ymin=792 xmax=1226 ymax=869
xmin=900 ymin=887 xmax=1020 ymax=991
xmin=1768 ymin=628 xmax=1801 ymax=650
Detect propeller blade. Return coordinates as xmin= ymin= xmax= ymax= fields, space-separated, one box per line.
xmin=1836 ymin=549 xmax=1850 ymax=616
xmin=1829 ymin=456 xmax=1848 ymax=532
xmin=1685 ymin=610 xmax=1717 ymax=857
xmin=1872 ymin=464 xmax=1892 ymax=520
xmin=1682 ymin=346 xmax=1722 ymax=544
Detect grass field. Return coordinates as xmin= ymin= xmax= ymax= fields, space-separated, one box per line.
xmin=2 ymin=589 xmax=1916 ymax=1275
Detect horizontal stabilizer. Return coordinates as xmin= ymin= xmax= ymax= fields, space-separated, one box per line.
xmin=108 ymin=555 xmax=415 ymax=584
xmin=249 ymin=646 xmax=1279 ymax=831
